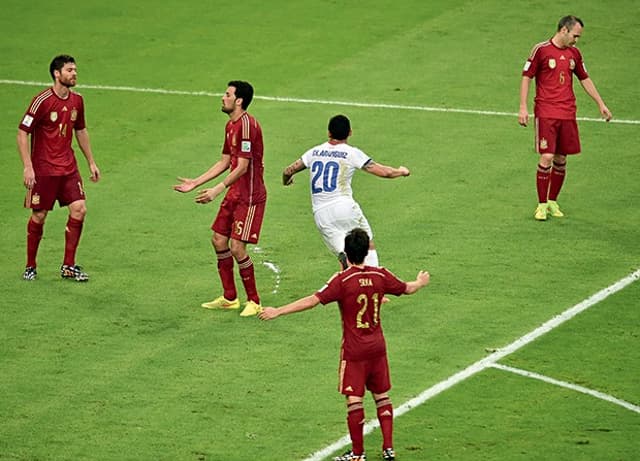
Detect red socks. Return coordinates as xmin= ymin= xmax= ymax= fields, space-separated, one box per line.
xmin=537 ymin=161 xmax=566 ymax=203
xmin=376 ymin=396 xmax=394 ymax=451
xmin=548 ymin=161 xmax=566 ymax=201
xmin=216 ymin=249 xmax=237 ymax=300
xmin=27 ymin=216 xmax=85 ymax=268
xmin=63 ymin=217 xmax=84 ymax=266
xmin=536 ymin=164 xmax=551 ymax=203
xmin=238 ymin=256 xmax=259 ymax=304
xmin=344 ymin=396 xmax=394 ymax=455
xmin=347 ymin=401 xmax=365 ymax=456
xmin=216 ymin=251 xmax=260 ymax=303
xmin=26 ymin=218 xmax=44 ymax=268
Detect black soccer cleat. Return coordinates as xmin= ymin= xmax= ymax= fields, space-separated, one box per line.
xmin=61 ymin=264 xmax=89 ymax=282
xmin=382 ymin=448 xmax=395 ymax=460
xmin=23 ymin=266 xmax=37 ymax=281
xmin=334 ymin=450 xmax=366 ymax=461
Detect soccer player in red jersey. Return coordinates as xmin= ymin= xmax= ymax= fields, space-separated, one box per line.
xmin=174 ymin=81 xmax=267 ymax=317
xmin=259 ymin=228 xmax=430 ymax=461
xmin=519 ymin=15 xmax=612 ymax=221
xmin=17 ymin=55 xmax=101 ymax=281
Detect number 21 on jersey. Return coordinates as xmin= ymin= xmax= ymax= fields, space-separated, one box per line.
xmin=355 ymin=293 xmax=381 ymax=329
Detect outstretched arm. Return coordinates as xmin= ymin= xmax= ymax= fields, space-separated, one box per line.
xmin=580 ymin=78 xmax=612 ymax=121
xmin=282 ymin=159 xmax=306 ymax=185
xmin=194 ymin=156 xmax=249 ymax=204
xmin=258 ymin=294 xmax=321 ymax=320
xmin=404 ymin=270 xmax=430 ymax=294
xmin=173 ymin=154 xmax=231 ymax=193
xmin=363 ymin=161 xmax=410 ymax=178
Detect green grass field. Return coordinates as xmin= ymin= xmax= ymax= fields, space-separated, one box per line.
xmin=1 ymin=1 xmax=638 ymax=460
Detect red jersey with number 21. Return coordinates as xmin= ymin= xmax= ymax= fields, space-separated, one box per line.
xmin=18 ymin=88 xmax=86 ymax=176
xmin=522 ymin=40 xmax=589 ymax=120
xmin=315 ymin=266 xmax=407 ymax=361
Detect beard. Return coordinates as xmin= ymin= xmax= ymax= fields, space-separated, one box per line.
xmin=60 ymin=77 xmax=76 ymax=88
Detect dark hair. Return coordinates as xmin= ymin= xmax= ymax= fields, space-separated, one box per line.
xmin=344 ymin=228 xmax=369 ymax=265
xmin=328 ymin=115 xmax=351 ymax=141
xmin=228 ymin=80 xmax=254 ymax=109
xmin=49 ymin=55 xmax=75 ymax=81
xmin=557 ymin=15 xmax=583 ymax=32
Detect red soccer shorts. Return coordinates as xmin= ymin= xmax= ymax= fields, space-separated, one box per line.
xmin=212 ymin=197 xmax=265 ymax=244
xmin=338 ymin=354 xmax=391 ymax=397
xmin=24 ymin=171 xmax=85 ymax=210
xmin=535 ymin=117 xmax=581 ymax=155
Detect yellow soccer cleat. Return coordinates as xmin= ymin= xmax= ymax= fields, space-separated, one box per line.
xmin=201 ymin=296 xmax=240 ymax=310
xmin=547 ymin=200 xmax=564 ymax=218
xmin=240 ymin=300 xmax=263 ymax=317
xmin=534 ymin=203 xmax=548 ymax=221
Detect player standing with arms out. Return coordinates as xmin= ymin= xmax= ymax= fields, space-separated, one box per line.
xmin=174 ymin=81 xmax=266 ymax=317
xmin=18 ymin=54 xmax=101 ymax=281
xmin=519 ymin=15 xmax=612 ymax=221
xmin=282 ymin=115 xmax=410 ymax=269
xmin=259 ymin=228 xmax=430 ymax=461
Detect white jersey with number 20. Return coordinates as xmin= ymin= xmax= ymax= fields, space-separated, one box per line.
xmin=300 ymin=141 xmax=371 ymax=213
xmin=300 ymin=141 xmax=374 ymax=255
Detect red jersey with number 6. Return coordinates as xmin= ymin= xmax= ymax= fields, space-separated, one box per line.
xmin=222 ymin=112 xmax=266 ymax=205
xmin=522 ymin=40 xmax=589 ymax=120
xmin=315 ymin=265 xmax=407 ymax=361
xmin=18 ymin=88 xmax=86 ymax=176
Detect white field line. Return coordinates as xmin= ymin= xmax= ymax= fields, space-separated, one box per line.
xmin=2 ymin=79 xmax=639 ymax=125
xmin=490 ymin=363 xmax=640 ymax=414
xmin=302 ymin=268 xmax=640 ymax=461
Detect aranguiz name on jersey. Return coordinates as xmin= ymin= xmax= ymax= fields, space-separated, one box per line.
xmin=312 ymin=149 xmax=348 ymax=159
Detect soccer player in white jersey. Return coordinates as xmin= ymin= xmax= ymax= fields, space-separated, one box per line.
xmin=282 ymin=115 xmax=410 ymax=269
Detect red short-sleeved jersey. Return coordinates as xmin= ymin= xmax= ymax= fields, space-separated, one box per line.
xmin=522 ymin=40 xmax=589 ymax=120
xmin=18 ymin=88 xmax=86 ymax=176
xmin=222 ymin=112 xmax=266 ymax=205
xmin=315 ymin=266 xmax=407 ymax=361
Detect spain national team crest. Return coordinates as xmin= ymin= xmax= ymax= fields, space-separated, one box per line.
xmin=32 ymin=193 xmax=40 ymax=206
xmin=50 ymin=111 xmax=58 ymax=122
xmin=540 ymin=138 xmax=548 ymax=150
xmin=71 ymin=109 xmax=78 ymax=121
xmin=569 ymin=59 xmax=576 ymax=70
xmin=548 ymin=59 xmax=556 ymax=69
xmin=231 ymin=135 xmax=237 ymax=147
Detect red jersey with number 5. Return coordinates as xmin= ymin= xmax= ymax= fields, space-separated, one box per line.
xmin=18 ymin=88 xmax=86 ymax=176
xmin=315 ymin=266 xmax=407 ymax=361
xmin=222 ymin=112 xmax=266 ymax=205
xmin=522 ymin=40 xmax=589 ymax=120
